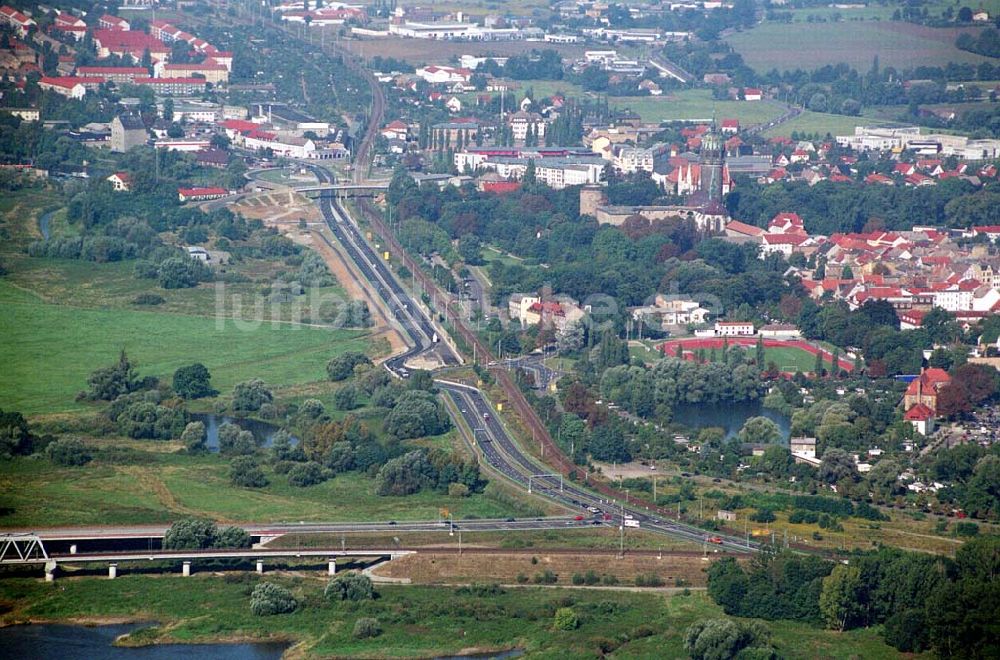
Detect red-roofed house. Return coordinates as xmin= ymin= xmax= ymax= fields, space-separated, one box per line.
xmin=898 ymin=309 xmax=926 ymax=330
xmin=93 ymin=30 xmax=168 ymax=60
xmin=904 ymin=403 xmax=935 ymax=435
xmin=761 ymin=233 xmax=811 ymax=258
xmin=481 ymin=180 xmax=521 ymax=194
xmin=865 ymin=173 xmax=893 ymax=185
xmin=38 ymin=76 xmax=104 ymax=98
xmin=725 ymin=220 xmax=766 ymax=240
xmin=720 ymin=118 xmax=739 ymax=134
xmin=416 ymin=65 xmax=473 ymax=85
xmin=894 ymin=162 xmax=916 ymax=176
xmin=381 ymin=120 xmax=409 ymax=141
xmin=972 ymin=225 xmax=1000 ymax=242
xmin=98 ymin=14 xmax=130 ymax=31
xmin=178 ymin=187 xmax=228 ymax=202
xmin=742 ymin=87 xmax=762 ymax=101
xmin=768 ymin=212 xmax=806 ymax=235
xmin=53 ymin=12 xmax=86 ymax=40
xmin=903 ymin=368 xmax=951 ymax=413
xmin=106 ymin=172 xmax=132 ymax=191
xmin=0 ymin=5 xmax=35 ymax=36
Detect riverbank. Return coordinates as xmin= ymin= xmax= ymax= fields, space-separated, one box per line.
xmin=0 ymin=573 xmax=909 ymax=658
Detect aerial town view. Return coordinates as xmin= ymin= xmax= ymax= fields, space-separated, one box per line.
xmin=1 ymin=0 xmax=1000 ymax=657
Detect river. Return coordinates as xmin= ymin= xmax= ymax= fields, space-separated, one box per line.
xmin=190 ymin=413 xmax=298 ymax=452
xmin=0 ymin=624 xmax=286 ymax=659
xmin=671 ymin=400 xmax=791 ymax=443
xmin=0 ymin=623 xmax=523 ymax=659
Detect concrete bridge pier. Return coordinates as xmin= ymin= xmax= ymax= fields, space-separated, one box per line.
xmin=328 ymin=559 xmax=337 ymax=576
xmin=108 ymin=563 xmax=117 ymax=579
xmin=44 ymin=560 xmax=56 ymax=582
xmin=182 ymin=561 xmax=191 ymax=577
xmin=256 ymin=560 xmax=264 ymax=574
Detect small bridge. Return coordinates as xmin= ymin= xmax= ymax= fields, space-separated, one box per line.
xmin=296 ymin=181 xmax=390 ymax=199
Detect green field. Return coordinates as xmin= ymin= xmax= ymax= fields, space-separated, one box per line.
xmin=611 ymin=89 xmax=787 ymax=127
xmin=762 ymin=110 xmax=892 ymax=138
xmin=727 ymin=21 xmax=992 ymax=72
xmin=0 ymin=445 xmax=529 ymax=527
xmin=0 ymin=279 xmax=369 ymax=415
xmin=0 ymin=577 xmax=911 ymax=659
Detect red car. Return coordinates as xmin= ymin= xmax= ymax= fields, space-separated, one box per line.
xmin=706 ymin=536 xmax=723 ymax=545
xmin=574 ymin=515 xmax=584 ymax=521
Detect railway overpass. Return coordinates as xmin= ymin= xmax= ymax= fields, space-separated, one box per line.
xmin=295 ymin=181 xmax=389 ymax=199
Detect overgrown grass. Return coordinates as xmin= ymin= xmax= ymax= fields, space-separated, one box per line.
xmin=0 ymin=447 xmax=522 ymax=528
xmin=0 ymin=577 xmax=912 ymax=658
xmin=611 ymin=89 xmax=787 ymax=126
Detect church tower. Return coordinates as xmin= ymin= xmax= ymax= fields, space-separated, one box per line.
xmin=700 ymin=123 xmax=725 ymax=203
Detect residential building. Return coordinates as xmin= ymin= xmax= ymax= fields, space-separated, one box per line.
xmin=631 ymin=295 xmax=710 ymax=329
xmin=98 ymin=14 xmax=131 ymax=30
xmin=133 ymin=77 xmax=207 ymax=95
xmin=110 ymin=114 xmax=148 ymax=152
xmin=714 ymin=321 xmax=755 ymax=336
xmin=508 ymin=111 xmax=545 ymax=143
xmin=0 ymin=5 xmax=35 ymax=36
xmin=39 ymin=76 xmax=103 ymax=99
xmin=156 ymin=62 xmax=229 ymax=85
xmin=75 ymin=67 xmax=148 ymax=83
xmin=178 ymin=186 xmax=228 ymax=202
xmin=106 ymin=172 xmax=132 ymax=191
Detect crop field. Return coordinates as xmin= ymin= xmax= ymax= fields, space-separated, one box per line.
xmin=0 ymin=280 xmax=369 ymax=415
xmin=727 ymin=22 xmax=992 ymax=72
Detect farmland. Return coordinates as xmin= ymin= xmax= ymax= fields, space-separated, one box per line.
xmin=610 ymin=89 xmax=788 ymax=127
xmin=727 ymin=21 xmax=992 ymax=72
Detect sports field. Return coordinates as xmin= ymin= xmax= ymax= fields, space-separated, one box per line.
xmin=727 ymin=22 xmax=992 ymax=72
xmin=657 ymin=337 xmax=854 ymax=374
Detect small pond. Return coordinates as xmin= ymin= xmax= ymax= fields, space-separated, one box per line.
xmin=670 ymin=400 xmax=791 ymax=443
xmin=190 ymin=413 xmax=298 ymax=452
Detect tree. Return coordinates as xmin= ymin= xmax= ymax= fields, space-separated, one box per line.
xmin=818 ymin=447 xmax=857 ymax=483
xmin=163 ymin=519 xmax=218 ymax=549
xmin=327 ymin=352 xmax=372 ymax=381
xmin=384 ymin=391 xmax=449 ymax=440
xmin=685 ymin=618 xmax=771 ymax=660
xmin=287 ymin=461 xmax=327 ymax=487
xmin=375 ymin=450 xmax=436 ymax=495
xmin=180 ymin=421 xmax=207 ymax=452
xmin=334 ymin=384 xmax=358 ymax=411
xmin=231 ymin=378 xmax=273 ymax=412
xmin=216 ymin=525 xmax=251 ymax=548
xmin=353 ymin=617 xmax=381 ymax=639
xmin=218 ymin=424 xmax=256 ymax=455
xmin=82 ymin=350 xmax=141 ymax=401
xmin=325 ymin=572 xmax=375 ymax=601
xmin=46 ymin=438 xmax=92 ymax=466
xmin=739 ymin=417 xmax=781 ymax=445
xmin=250 ymin=582 xmax=298 ymax=616
xmin=172 ymin=363 xmax=216 ymax=399
xmin=707 ymin=558 xmax=748 ymax=614
xmin=231 ymin=455 xmax=268 ymax=488
xmin=553 ymin=607 xmax=579 ymax=631
xmin=0 ymin=409 xmax=33 ymax=457
xmin=819 ymin=564 xmax=862 ymax=631
xmin=958 ymin=6 xmax=973 ymax=22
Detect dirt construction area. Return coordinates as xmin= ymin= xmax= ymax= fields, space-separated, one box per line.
xmin=372 ymin=551 xmax=715 ymax=587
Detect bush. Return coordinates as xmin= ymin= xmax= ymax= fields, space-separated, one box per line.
xmin=516 ymin=573 xmax=528 ymax=584
xmin=46 ymin=438 xmax=92 ymax=466
xmin=172 ymin=363 xmax=217 ymax=399
xmin=533 ymin=570 xmax=558 ymax=584
xmin=231 ymin=378 xmax=273 ymax=412
xmin=553 ymin=607 xmax=579 ymax=631
xmin=325 ymin=573 xmax=375 ymax=601
xmin=448 ymin=482 xmax=470 ymax=497
xmin=163 ymin=519 xmax=250 ymax=550
xmin=132 ymin=293 xmax=165 ymax=305
xmin=288 ymin=461 xmax=327 ymax=487
xmin=750 ymin=508 xmax=777 ymax=523
xmin=231 ymin=456 xmax=269 ymax=488
xmin=635 ymin=573 xmax=665 ymax=587
xmin=180 ymin=421 xmax=207 ymax=452
xmin=250 ymin=582 xmax=298 ymax=616
xmin=353 ymin=617 xmax=381 ymax=639
xmin=954 ymin=521 xmax=980 ymax=537
xmin=218 ymin=424 xmax=256 ymax=456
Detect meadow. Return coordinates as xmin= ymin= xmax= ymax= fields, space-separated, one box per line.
xmin=0 ymin=279 xmax=369 ymax=415
xmin=0 ymin=444 xmax=529 ymax=528
xmin=0 ymin=577 xmax=911 ymax=659
xmin=727 ymin=21 xmax=992 ymax=72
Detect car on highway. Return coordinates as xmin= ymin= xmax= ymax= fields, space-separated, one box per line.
xmin=483 ymin=412 xmax=491 ymax=420
xmin=574 ymin=515 xmax=584 ymax=521
xmin=706 ymin=536 xmax=723 ymax=545
xmin=505 ymin=518 xmax=516 ymax=522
